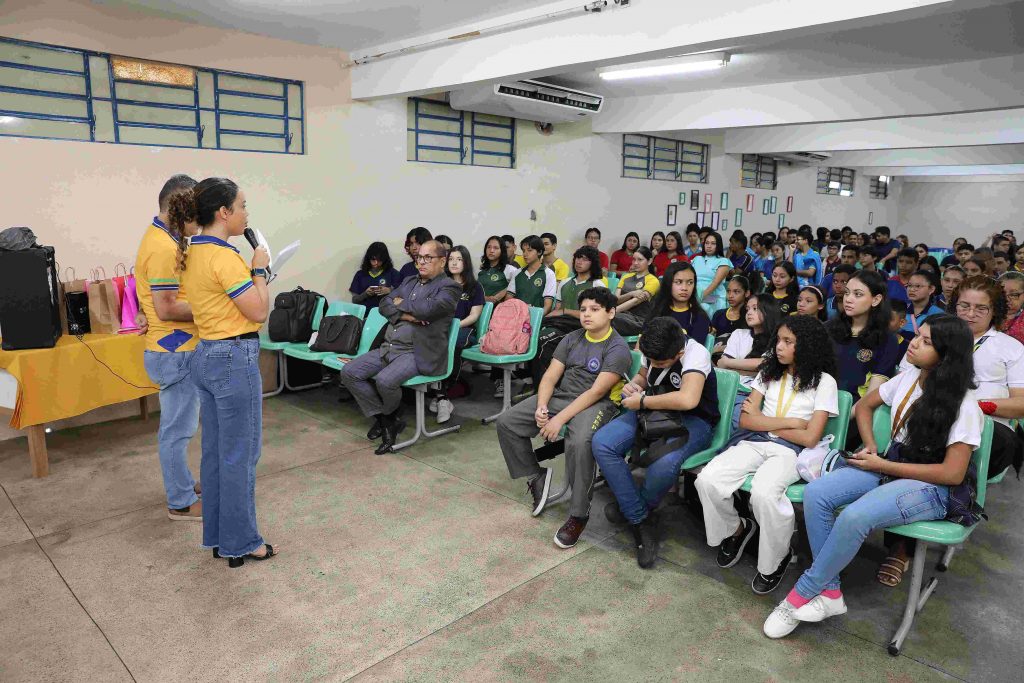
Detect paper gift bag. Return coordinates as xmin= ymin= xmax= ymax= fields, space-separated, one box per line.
xmin=59 ymin=267 xmax=90 ymax=335
xmin=119 ymin=272 xmax=141 ymax=333
xmin=87 ymin=267 xmax=122 ymax=334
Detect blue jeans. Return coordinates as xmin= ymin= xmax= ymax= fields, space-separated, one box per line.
xmin=794 ymin=466 xmax=949 ymax=598
xmin=592 ymin=410 xmax=713 ymax=524
xmin=143 ymin=350 xmax=200 ymax=509
xmin=189 ymin=339 xmax=265 ymax=558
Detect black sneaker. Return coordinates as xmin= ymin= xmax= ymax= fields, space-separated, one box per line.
xmin=604 ymin=501 xmax=627 ymax=525
xmin=752 ymin=550 xmax=794 ymax=595
xmin=716 ymin=517 xmax=758 ymax=568
xmin=632 ymin=514 xmax=659 ymax=569
xmin=527 ymin=468 xmax=553 ymax=517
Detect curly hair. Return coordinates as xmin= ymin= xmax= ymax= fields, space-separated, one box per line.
xmin=949 ymin=274 xmax=1008 ymax=330
xmin=167 ymin=177 xmax=238 ymax=272
xmin=901 ymin=314 xmax=977 ymax=463
xmin=757 ymin=314 xmax=836 ymax=391
xmin=572 ymin=245 xmax=604 ymax=281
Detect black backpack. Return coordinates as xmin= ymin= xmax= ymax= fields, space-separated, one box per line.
xmin=310 ymin=315 xmax=362 ymax=355
xmin=268 ymin=287 xmax=325 ymax=342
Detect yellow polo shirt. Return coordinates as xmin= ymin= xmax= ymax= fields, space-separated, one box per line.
xmin=134 ymin=218 xmax=199 ymax=353
xmin=180 ymin=235 xmax=261 ymax=340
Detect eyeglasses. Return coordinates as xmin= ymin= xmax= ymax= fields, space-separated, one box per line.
xmin=1006 ymin=291 xmax=1024 ymax=299
xmin=956 ymin=302 xmax=992 ymax=315
xmin=414 ymin=254 xmax=441 ymax=263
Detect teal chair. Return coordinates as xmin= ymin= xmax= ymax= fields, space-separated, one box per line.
xmin=475 ymin=301 xmax=494 ymax=341
xmin=388 ymin=318 xmax=463 ymax=452
xmin=259 ymin=296 xmax=328 ymax=398
xmin=321 ymin=308 xmax=389 ymax=370
xmin=680 ymin=368 xmax=741 ymax=471
xmin=875 ymin=407 xmax=993 ymax=656
xmin=606 ymin=273 xmax=620 ymax=293
xmin=283 ymin=301 xmax=367 ymax=364
xmin=737 ymin=390 xmax=854 ymax=503
xmin=461 ymin=306 xmax=545 ymax=424
xmin=704 ymin=333 xmax=715 ymax=354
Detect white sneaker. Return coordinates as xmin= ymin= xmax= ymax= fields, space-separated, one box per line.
xmin=428 ymin=398 xmax=438 ymax=413
xmin=493 ymin=380 xmax=505 ymax=398
xmin=793 ymin=594 xmax=848 ymax=623
xmin=436 ymin=399 xmax=454 ymax=424
xmin=763 ymin=600 xmax=800 ymax=639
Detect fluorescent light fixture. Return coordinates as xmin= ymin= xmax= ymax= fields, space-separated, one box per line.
xmin=878 ymin=175 xmax=888 ymax=183
xmin=598 ymin=52 xmax=729 ymax=81
xmin=839 ymin=189 xmax=852 ymax=197
xmin=828 ymin=180 xmax=841 ymax=190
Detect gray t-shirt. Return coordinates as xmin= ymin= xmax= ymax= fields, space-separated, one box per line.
xmin=552 ymin=328 xmax=632 ymax=397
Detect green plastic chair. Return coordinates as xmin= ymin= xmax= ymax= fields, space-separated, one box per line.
xmin=259 ymin=296 xmax=329 ymax=397
xmin=737 ymin=390 xmax=854 ymax=503
xmin=679 ymin=368 xmax=742 ymax=471
xmin=475 ymin=301 xmax=494 ymax=341
xmin=606 ymin=274 xmax=620 ymax=292
xmin=461 ymin=306 xmax=546 ymax=424
xmin=321 ymin=308 xmax=389 ymax=371
xmin=704 ymin=333 xmax=715 ymax=354
xmin=873 ymin=406 xmax=993 ymax=656
xmin=388 ymin=318 xmax=463 ymax=452
xmin=283 ymin=301 xmax=367 ymax=364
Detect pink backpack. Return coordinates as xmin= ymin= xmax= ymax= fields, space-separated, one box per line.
xmin=481 ymin=298 xmax=532 ymax=355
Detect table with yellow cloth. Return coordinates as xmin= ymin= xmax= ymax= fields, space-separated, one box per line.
xmin=0 ymin=334 xmax=157 ymax=477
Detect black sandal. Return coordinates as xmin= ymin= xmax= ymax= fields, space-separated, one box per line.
xmin=227 ymin=544 xmax=277 ymax=568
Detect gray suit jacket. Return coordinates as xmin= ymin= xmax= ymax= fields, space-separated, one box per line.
xmin=379 ymin=274 xmax=460 ymax=376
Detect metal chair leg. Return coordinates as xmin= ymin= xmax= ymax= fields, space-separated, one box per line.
xmin=282 ymin=354 xmax=329 ymax=392
xmin=482 ymin=367 xmax=513 ymax=424
xmin=262 ymin=350 xmax=285 ymax=399
xmin=391 ymin=385 xmax=461 ymax=451
xmin=936 ymin=545 xmax=958 ymax=572
xmin=888 ymin=540 xmax=931 ymax=656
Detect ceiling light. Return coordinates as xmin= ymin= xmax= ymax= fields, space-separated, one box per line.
xmin=598 ymin=52 xmax=729 ymax=81
xmin=878 ymin=175 xmax=888 ymax=183
xmin=828 ymin=181 xmax=841 ymax=190
xmin=840 ymin=190 xmax=852 ymax=197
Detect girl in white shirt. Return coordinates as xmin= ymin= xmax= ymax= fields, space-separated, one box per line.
xmin=765 ymin=315 xmax=983 ymax=638
xmin=696 ymin=315 xmax=839 ymax=595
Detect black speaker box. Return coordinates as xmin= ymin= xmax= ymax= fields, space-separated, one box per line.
xmin=0 ymin=246 xmax=63 ymax=350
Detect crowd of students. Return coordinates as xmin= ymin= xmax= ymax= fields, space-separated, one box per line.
xmin=345 ymin=221 xmax=1022 ymax=640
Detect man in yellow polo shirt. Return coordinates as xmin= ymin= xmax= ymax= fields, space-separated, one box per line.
xmin=135 ymin=175 xmax=202 ymax=522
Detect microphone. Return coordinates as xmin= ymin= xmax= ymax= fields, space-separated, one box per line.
xmin=243 ymin=228 xmax=271 ymax=279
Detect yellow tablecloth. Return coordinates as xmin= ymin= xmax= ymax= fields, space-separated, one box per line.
xmin=0 ymin=334 xmax=157 ymax=429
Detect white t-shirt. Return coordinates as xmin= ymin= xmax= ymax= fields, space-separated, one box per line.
xmin=724 ymin=329 xmax=759 ymax=387
xmin=750 ymin=372 xmax=839 ymax=437
xmin=879 ymin=366 xmax=983 ymax=448
xmin=898 ymin=327 xmax=1024 ymax=427
xmin=502 ymin=264 xmax=520 ymax=282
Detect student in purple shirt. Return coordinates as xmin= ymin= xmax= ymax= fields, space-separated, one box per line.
xmin=350 ymin=242 xmax=402 ymax=309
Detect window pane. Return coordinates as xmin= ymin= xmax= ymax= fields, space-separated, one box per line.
xmin=287 ymin=84 xmax=302 ymax=118
xmin=219 ymin=74 xmax=283 ymax=97
xmin=0 ymin=42 xmax=83 ymax=73
xmin=118 ymin=103 xmax=196 ymax=127
xmin=199 ymin=109 xmax=216 ymax=148
xmin=197 ymin=71 xmax=215 ymax=108
xmin=219 ymin=133 xmax=285 ymax=152
xmin=0 ymin=115 xmax=90 ymax=140
xmin=218 ymin=93 xmax=283 ymax=116
xmin=0 ymin=65 xmax=86 ymax=95
xmin=220 ymin=112 xmax=283 ymax=135
xmin=118 ymin=125 xmax=198 ymax=147
xmin=288 ymin=119 xmax=302 ymax=154
xmin=92 ymin=100 xmax=115 ymax=141
xmin=88 ymin=56 xmax=110 ymax=98
xmin=116 ymin=82 xmax=194 ymax=106
xmin=0 ymin=90 xmax=87 ymax=118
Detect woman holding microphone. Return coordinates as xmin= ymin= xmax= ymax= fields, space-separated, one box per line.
xmin=169 ymin=177 xmax=277 ymax=568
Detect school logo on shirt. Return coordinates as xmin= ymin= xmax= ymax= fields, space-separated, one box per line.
xmin=490 ymin=273 xmax=499 ymax=281
xmin=533 ymin=277 xmax=543 ymax=287
xmin=460 ymin=292 xmax=470 ymax=301
xmin=670 ymin=372 xmax=681 ymax=388
xmin=379 ymin=279 xmax=386 ymax=285
xmin=856 ymin=348 xmax=874 ymax=363
xmin=587 ymin=357 xmax=600 ymax=373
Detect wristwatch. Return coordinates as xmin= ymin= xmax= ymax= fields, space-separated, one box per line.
xmin=250 ymin=267 xmax=268 ymax=279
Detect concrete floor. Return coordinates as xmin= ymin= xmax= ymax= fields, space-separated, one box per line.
xmin=0 ymin=369 xmax=1020 ymax=682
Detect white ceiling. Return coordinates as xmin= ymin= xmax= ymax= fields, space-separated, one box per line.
xmin=98 ymin=0 xmax=562 ymax=52
xmin=543 ymin=2 xmax=1024 ymax=97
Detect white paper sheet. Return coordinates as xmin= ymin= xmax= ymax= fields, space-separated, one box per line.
xmin=252 ymin=229 xmax=300 ymax=283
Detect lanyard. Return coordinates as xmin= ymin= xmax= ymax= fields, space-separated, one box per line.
xmin=891 ymin=377 xmax=921 ymax=440
xmin=974 ymin=333 xmax=991 ymax=353
xmin=775 ymin=373 xmax=799 ymax=418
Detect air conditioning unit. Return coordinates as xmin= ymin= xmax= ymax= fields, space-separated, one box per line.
xmin=772 ymin=152 xmax=832 ymax=165
xmin=449 ymin=79 xmax=603 ymax=124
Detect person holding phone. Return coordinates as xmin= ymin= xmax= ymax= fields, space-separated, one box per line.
xmin=350 ymin=242 xmax=401 ymax=310
xmin=170 ymin=177 xmax=276 ymax=569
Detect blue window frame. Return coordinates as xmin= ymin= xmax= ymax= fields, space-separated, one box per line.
xmin=407 ymin=97 xmax=515 ymax=169
xmin=622 ymin=133 xmax=708 ymax=184
xmin=0 ymin=35 xmax=304 ymax=154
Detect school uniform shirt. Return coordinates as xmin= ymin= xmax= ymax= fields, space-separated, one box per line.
xmin=692 ymin=255 xmax=732 ymax=304
xmin=552 ymin=327 xmax=632 ymax=403
xmin=771 ymin=289 xmax=798 ymax=316
xmin=652 ymin=251 xmax=689 ymax=277
xmin=887 ymin=276 xmax=910 ymax=305
xmin=899 ymin=327 xmax=1024 ymax=428
xmin=894 ymin=331 xmax=912 ymax=365
xmin=181 ymin=235 xmax=261 ymax=340
xmin=617 ymin=271 xmax=660 ymax=320
xmin=398 ymin=260 xmax=419 ymax=281
xmin=547 ymin=258 xmax=571 ymax=282
xmin=556 ymin=276 xmax=606 ymax=311
xmin=901 ymin=302 xmax=944 ymax=334
xmin=683 ymin=244 xmax=701 ymax=259
xmin=826 ymin=295 xmax=841 ymax=320
xmin=873 ymin=240 xmax=899 ymax=272
xmin=710 ymin=308 xmax=744 ymax=347
xmin=755 ymin=256 xmax=775 ymax=280
xmin=135 ymin=217 xmax=199 ymax=353
xmin=940 ymin=254 xmax=959 ymax=268
xmin=832 ymin=332 xmax=901 ymax=397
xmin=750 ymin=371 xmax=839 ymax=438
xmin=609 ymin=249 xmax=635 ymax=273
xmin=641 ymin=338 xmax=720 ymax=425
xmin=453 ymin=281 xmax=485 ymax=321
xmin=879 ymin=366 xmax=983 ymax=449
xmin=508 ymin=265 xmax=557 ymax=308
xmin=668 ymin=304 xmax=710 ymax=343
xmin=730 ymin=251 xmax=754 ymax=274
xmin=478 ymin=264 xmax=520 ymax=298
xmin=349 ymin=267 xmax=402 ymax=309
xmin=793 ymin=249 xmax=822 ymax=286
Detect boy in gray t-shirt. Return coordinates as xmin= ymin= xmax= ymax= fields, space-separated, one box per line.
xmin=497 ymin=287 xmax=633 ymax=550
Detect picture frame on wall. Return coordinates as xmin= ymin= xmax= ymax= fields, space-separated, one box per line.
xmin=720 ymin=192 xmax=728 ymax=210
xmin=746 ymin=194 xmax=754 ymax=212
xmin=704 ymin=193 xmax=712 ymax=212
xmin=735 ymin=207 xmax=743 ymax=227
xmin=667 ymin=204 xmax=677 ymax=227
xmin=769 ymin=196 xmax=778 ymax=214
xmin=679 ymin=192 xmax=686 ymax=205
xmin=721 ymin=219 xmax=728 ymax=231
xmin=695 ymin=212 xmax=706 ymax=228
xmin=786 ymin=196 xmax=794 ymax=213
xmin=711 ymin=211 xmax=721 ymax=232
xmin=778 ymin=213 xmax=786 ymax=229
xmin=868 ymin=211 xmax=874 ymax=225
xmin=762 ymin=199 xmax=770 ymax=215
xmin=690 ymin=189 xmax=700 ymax=211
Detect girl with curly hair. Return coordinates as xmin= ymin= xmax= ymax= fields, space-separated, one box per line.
xmin=765 ymin=315 xmax=983 ymax=638
xmin=696 ymin=315 xmax=839 ymax=595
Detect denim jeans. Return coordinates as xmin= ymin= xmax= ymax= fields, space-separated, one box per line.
xmin=143 ymin=350 xmax=200 ymax=509
xmin=189 ymin=339 xmax=265 ymax=558
xmin=794 ymin=465 xmax=949 ymax=599
xmin=591 ymin=410 xmax=713 ymax=524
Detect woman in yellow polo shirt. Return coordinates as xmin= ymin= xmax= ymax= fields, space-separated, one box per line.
xmin=169 ymin=177 xmax=275 ymax=569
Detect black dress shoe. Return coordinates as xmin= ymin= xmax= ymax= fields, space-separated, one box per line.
xmin=366 ymin=416 xmax=383 ymax=440
xmin=374 ymin=419 xmax=406 ymax=455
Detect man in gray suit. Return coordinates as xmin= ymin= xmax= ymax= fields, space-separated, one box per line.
xmin=341 ymin=240 xmax=460 ymax=454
